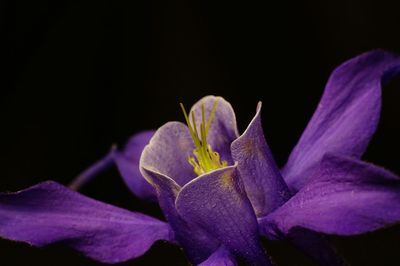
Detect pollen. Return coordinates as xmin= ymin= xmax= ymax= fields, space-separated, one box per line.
xmin=180 ymin=98 xmax=228 ymax=175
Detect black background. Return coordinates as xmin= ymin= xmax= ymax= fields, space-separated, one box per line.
xmin=1 ymin=0 xmax=400 ymax=265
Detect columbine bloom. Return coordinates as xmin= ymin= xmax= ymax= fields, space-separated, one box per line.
xmin=1 ymin=50 xmax=400 ymax=265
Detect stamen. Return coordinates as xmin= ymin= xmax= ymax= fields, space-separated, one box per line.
xmin=206 ymin=98 xmax=219 ymax=135
xmin=180 ymin=98 xmax=227 ymax=175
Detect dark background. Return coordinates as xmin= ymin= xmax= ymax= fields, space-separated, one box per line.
xmin=1 ymin=0 xmax=400 ymax=265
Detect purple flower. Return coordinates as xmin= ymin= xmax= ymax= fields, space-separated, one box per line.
xmin=1 ymin=50 xmax=400 ymax=265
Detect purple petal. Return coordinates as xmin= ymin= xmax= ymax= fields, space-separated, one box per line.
xmin=260 ymin=154 xmax=400 ymax=237
xmin=0 ymin=181 xmax=172 ymax=264
xmin=283 ymin=50 xmax=400 ymax=191
xmin=231 ymin=102 xmax=290 ymax=217
xmin=176 ymin=165 xmax=271 ymax=265
xmin=114 ymin=130 xmax=157 ymax=201
xmin=141 ymin=122 xmax=196 ymax=186
xmin=140 ymin=165 xmax=220 ymax=264
xmin=199 ymin=246 xmax=237 ymax=266
xmin=190 ymin=95 xmax=239 ymax=164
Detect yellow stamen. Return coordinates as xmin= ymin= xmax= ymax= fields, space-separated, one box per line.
xmin=180 ymin=98 xmax=227 ymax=175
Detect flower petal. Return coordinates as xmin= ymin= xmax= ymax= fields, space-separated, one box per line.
xmin=141 ymin=122 xmax=196 ymax=186
xmin=190 ymin=95 xmax=239 ymax=164
xmin=0 ymin=181 xmax=172 ymax=264
xmin=260 ymin=154 xmax=400 ymax=237
xmin=176 ymin=165 xmax=271 ymax=265
xmin=140 ymin=166 xmax=219 ymax=264
xmin=283 ymin=50 xmax=400 ymax=191
xmin=198 ymin=246 xmax=237 ymax=266
xmin=231 ymin=102 xmax=290 ymax=217
xmin=114 ymin=130 xmax=157 ymax=201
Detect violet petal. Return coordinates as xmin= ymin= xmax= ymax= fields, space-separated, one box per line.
xmin=231 ymin=102 xmax=290 ymax=217
xmin=176 ymin=165 xmax=271 ymax=265
xmin=260 ymin=154 xmax=400 ymax=237
xmin=140 ymin=166 xmax=219 ymax=264
xmin=141 ymin=122 xmax=196 ymax=186
xmin=283 ymin=50 xmax=400 ymax=191
xmin=0 ymin=181 xmax=172 ymax=264
xmin=114 ymin=130 xmax=157 ymax=201
xmin=198 ymin=246 xmax=237 ymax=266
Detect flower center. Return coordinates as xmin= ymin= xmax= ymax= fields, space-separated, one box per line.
xmin=180 ymin=98 xmax=227 ymax=176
